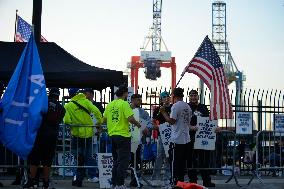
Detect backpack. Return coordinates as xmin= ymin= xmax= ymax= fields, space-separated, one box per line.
xmin=44 ymin=100 xmax=65 ymax=126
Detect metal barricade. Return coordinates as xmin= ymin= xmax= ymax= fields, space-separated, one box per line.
xmin=247 ymin=130 xmax=284 ymax=184
xmin=136 ymin=130 xmax=240 ymax=187
xmin=187 ymin=130 xmax=239 ymax=186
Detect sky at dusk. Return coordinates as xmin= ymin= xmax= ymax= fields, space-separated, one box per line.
xmin=1 ymin=0 xmax=284 ymax=90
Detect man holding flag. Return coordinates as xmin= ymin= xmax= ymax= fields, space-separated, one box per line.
xmin=0 ymin=32 xmax=48 ymax=161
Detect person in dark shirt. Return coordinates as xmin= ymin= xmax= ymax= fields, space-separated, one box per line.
xmin=150 ymin=91 xmax=172 ymax=187
xmin=24 ymin=88 xmax=65 ymax=189
xmin=266 ymin=139 xmax=284 ymax=168
xmin=187 ymin=89 xmax=216 ymax=187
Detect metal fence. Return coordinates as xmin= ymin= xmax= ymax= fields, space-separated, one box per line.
xmin=1 ymin=87 xmax=284 ymax=186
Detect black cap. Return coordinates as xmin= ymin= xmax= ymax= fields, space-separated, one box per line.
xmin=115 ymin=85 xmax=128 ymax=97
xmin=189 ymin=89 xmax=198 ymax=95
xmin=173 ymin=87 xmax=184 ymax=97
xmin=83 ymin=88 xmax=94 ymax=94
xmin=49 ymin=87 xmax=60 ymax=96
xmin=131 ymin=94 xmax=142 ymax=100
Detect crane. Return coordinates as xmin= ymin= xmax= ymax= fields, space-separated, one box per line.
xmin=129 ymin=0 xmax=176 ymax=92
xmin=212 ymin=1 xmax=245 ymax=106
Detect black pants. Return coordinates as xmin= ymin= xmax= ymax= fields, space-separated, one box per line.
xmin=169 ymin=142 xmax=189 ymax=185
xmin=110 ymin=135 xmax=131 ymax=186
xmin=187 ymin=141 xmax=211 ymax=183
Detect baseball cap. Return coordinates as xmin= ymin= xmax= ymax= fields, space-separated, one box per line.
xmin=160 ymin=91 xmax=170 ymax=98
xmin=189 ymin=89 xmax=198 ymax=95
xmin=68 ymin=88 xmax=80 ymax=97
xmin=83 ymin=88 xmax=94 ymax=94
xmin=48 ymin=87 xmax=60 ymax=96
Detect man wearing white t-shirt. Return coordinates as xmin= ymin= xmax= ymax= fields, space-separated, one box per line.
xmin=160 ymin=87 xmax=193 ymax=185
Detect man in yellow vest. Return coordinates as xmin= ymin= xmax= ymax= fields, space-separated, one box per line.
xmin=64 ymin=88 xmax=102 ymax=187
xmin=103 ymin=85 xmax=141 ymax=189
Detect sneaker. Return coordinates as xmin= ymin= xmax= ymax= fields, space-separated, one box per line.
xmin=162 ymin=180 xmax=170 ymax=187
xmin=203 ymin=181 xmax=215 ymax=187
xmin=72 ymin=179 xmax=82 ymax=187
xmin=150 ymin=180 xmax=161 ymax=186
xmin=87 ymin=177 xmax=99 ymax=183
xmin=43 ymin=180 xmax=49 ymax=189
xmin=23 ymin=178 xmax=37 ymax=188
xmin=161 ymin=184 xmax=172 ymax=189
xmin=114 ymin=185 xmax=129 ymax=189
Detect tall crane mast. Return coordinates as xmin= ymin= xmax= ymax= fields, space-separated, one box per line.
xmin=212 ymin=1 xmax=245 ymax=106
xmin=152 ymin=0 xmax=162 ymax=51
xmin=129 ymin=0 xmax=176 ymax=91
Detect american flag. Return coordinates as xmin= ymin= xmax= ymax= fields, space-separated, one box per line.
xmin=15 ymin=15 xmax=47 ymax=42
xmin=183 ymin=36 xmax=233 ymax=120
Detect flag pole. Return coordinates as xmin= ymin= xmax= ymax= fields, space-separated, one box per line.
xmin=14 ymin=10 xmax=18 ymax=42
xmin=175 ymin=65 xmax=189 ymax=87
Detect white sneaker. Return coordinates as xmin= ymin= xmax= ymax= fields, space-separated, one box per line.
xmin=114 ymin=185 xmax=129 ymax=189
xmin=87 ymin=177 xmax=99 ymax=183
xmin=162 ymin=180 xmax=171 ymax=187
xmin=150 ymin=180 xmax=161 ymax=186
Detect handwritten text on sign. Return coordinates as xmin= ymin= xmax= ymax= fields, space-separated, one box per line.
xmin=236 ymin=112 xmax=253 ymax=134
xmin=274 ymin=114 xmax=284 ymax=133
xmin=98 ymin=153 xmax=113 ymax=188
xmin=194 ymin=117 xmax=217 ymax=150
xmin=159 ymin=122 xmax=172 ymax=157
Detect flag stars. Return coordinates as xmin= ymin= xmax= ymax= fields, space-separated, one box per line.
xmin=34 ymin=89 xmax=39 ymax=94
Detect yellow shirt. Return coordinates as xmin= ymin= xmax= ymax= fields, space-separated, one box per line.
xmin=103 ymin=99 xmax=133 ymax=137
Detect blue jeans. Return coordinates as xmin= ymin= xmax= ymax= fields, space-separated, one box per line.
xmin=151 ymin=137 xmax=170 ymax=181
xmin=71 ymin=137 xmax=98 ymax=181
xmin=268 ymin=153 xmax=284 ymax=167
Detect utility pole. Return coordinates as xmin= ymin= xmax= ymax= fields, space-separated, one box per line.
xmin=32 ymin=0 xmax=42 ymax=44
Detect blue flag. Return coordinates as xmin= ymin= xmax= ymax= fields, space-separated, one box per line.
xmin=0 ymin=34 xmax=48 ymax=160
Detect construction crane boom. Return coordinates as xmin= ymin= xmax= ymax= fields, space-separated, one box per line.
xmin=152 ymin=0 xmax=162 ymax=51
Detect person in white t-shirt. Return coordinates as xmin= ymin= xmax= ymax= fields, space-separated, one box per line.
xmin=160 ymin=87 xmax=193 ymax=185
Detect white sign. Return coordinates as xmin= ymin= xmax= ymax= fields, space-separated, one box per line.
xmin=140 ymin=51 xmax=172 ymax=61
xmin=159 ymin=122 xmax=172 ymax=157
xmin=236 ymin=112 xmax=253 ymax=134
xmin=194 ymin=117 xmax=217 ymax=150
xmin=130 ymin=108 xmax=140 ymax=153
xmin=274 ymin=114 xmax=284 ymax=133
xmin=57 ymin=152 xmax=75 ymax=176
xmin=98 ymin=153 xmax=113 ymax=188
xmin=127 ymin=87 xmax=134 ymax=104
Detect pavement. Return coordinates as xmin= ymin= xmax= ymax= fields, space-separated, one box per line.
xmin=0 ymin=175 xmax=284 ymax=189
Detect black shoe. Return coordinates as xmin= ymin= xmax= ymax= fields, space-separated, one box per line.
xmin=72 ymin=179 xmax=82 ymax=187
xmin=43 ymin=180 xmax=49 ymax=189
xmin=0 ymin=182 xmax=3 ymax=187
xmin=23 ymin=178 xmax=37 ymax=188
xmin=203 ymin=182 xmax=216 ymax=187
xmin=130 ymin=179 xmax=143 ymax=187
xmin=72 ymin=180 xmax=77 ymax=186
xmin=76 ymin=180 xmax=82 ymax=187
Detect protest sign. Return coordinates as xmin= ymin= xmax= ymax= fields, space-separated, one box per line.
xmin=274 ymin=114 xmax=284 ymax=136
xmin=194 ymin=117 xmax=217 ymax=150
xmin=98 ymin=153 xmax=113 ymax=188
xmin=236 ymin=112 xmax=253 ymax=134
xmin=159 ymin=122 xmax=172 ymax=157
xmin=57 ymin=152 xmax=75 ymax=176
xmin=130 ymin=108 xmax=140 ymax=152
